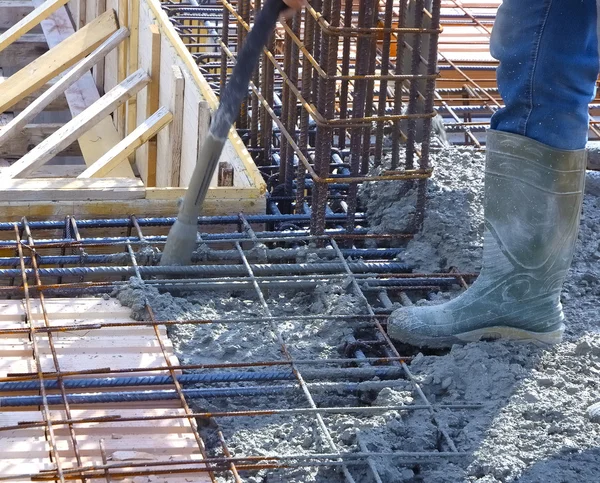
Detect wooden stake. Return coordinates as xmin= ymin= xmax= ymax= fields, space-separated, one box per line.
xmin=146 ymin=24 xmax=161 ymax=187
xmin=157 ymin=66 xmax=184 ymax=187
xmin=78 ymin=106 xmax=172 ymax=178
xmin=5 ymin=69 xmax=150 ymax=179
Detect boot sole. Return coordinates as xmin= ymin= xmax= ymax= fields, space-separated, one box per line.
xmin=389 ymin=323 xmax=565 ymax=349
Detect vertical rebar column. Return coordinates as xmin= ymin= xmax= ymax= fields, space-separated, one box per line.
xmin=295 ymin=5 xmax=316 ymax=213
xmin=360 ymin=4 xmax=379 ymax=175
xmin=405 ymin=0 xmax=425 ymax=169
xmin=391 ymin=0 xmax=408 ymax=169
xmin=260 ymin=32 xmax=275 ymax=163
xmin=238 ymin=0 xmax=250 ymax=130
xmin=310 ymin=0 xmax=323 ymax=99
xmin=284 ymin=12 xmax=301 ymax=203
xmin=310 ymin=0 xmax=340 ymax=235
xmin=279 ymin=14 xmax=294 ymax=189
xmin=337 ymin=0 xmax=353 ymax=150
xmin=413 ymin=0 xmax=440 ymax=231
xmin=345 ymin=0 xmax=375 ymax=232
xmin=220 ymin=5 xmax=230 ymax=95
xmin=250 ymin=0 xmax=262 ymax=149
xmin=374 ymin=0 xmax=395 ymax=165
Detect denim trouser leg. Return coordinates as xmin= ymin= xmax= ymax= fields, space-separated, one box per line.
xmin=490 ymin=0 xmax=600 ymax=150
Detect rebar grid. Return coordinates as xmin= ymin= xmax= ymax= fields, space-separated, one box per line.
xmin=161 ymin=0 xmax=443 ymax=235
xmin=0 ymin=214 xmax=482 ymax=482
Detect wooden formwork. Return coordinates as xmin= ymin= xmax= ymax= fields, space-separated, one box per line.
xmin=0 ymin=0 xmax=267 ymax=221
xmin=0 ymin=297 xmax=212 ymax=482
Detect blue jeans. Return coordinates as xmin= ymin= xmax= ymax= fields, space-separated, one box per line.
xmin=490 ymin=0 xmax=599 ymax=150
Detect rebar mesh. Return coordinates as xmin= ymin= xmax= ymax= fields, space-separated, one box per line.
xmin=0 ymin=214 xmax=481 ymax=482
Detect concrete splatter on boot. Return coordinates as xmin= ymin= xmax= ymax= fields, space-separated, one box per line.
xmin=388 ymin=130 xmax=586 ymax=348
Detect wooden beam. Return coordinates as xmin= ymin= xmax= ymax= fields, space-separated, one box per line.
xmin=146 ymin=24 xmax=161 ymax=187
xmin=78 ymin=106 xmax=172 ymax=178
xmin=0 ymin=9 xmax=118 ymax=115
xmin=0 ymin=34 xmax=48 ymax=69
xmin=0 ymin=77 xmax=69 ymax=111
xmin=157 ymin=65 xmax=184 ymax=187
xmin=0 ymin=0 xmax=69 ymax=54
xmin=5 ymin=69 xmax=150 ymax=179
xmin=33 ymin=2 xmax=134 ymax=178
xmin=0 ymin=124 xmax=81 ymax=158
xmin=0 ymin=178 xmax=145 ymax=201
xmin=0 ymin=28 xmax=129 ymax=150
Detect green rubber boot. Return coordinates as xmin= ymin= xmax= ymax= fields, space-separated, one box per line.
xmin=388 ymin=130 xmax=586 ymax=348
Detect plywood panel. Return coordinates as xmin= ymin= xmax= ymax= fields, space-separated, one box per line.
xmin=0 ymin=298 xmax=210 ymax=481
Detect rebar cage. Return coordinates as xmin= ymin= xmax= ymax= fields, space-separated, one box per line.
xmin=0 ymin=215 xmax=479 ymax=482
xmin=161 ymin=0 xmax=442 ymax=235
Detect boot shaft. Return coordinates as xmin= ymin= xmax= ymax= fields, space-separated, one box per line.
xmin=482 ymin=130 xmax=586 ymax=279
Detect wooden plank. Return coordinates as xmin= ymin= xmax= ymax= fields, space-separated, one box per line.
xmin=0 ymin=33 xmax=48 ymax=69
xmin=116 ymin=0 xmax=128 ymax=137
xmin=0 ymin=178 xmax=145 ymax=201
xmin=180 ymin=96 xmax=211 ymax=187
xmin=92 ymin=0 xmax=107 ymax=89
xmin=0 ymin=124 xmax=81 ymax=158
xmin=133 ymin=1 xmax=154 ymax=181
xmin=78 ymin=106 xmax=172 ymax=178
xmin=146 ymin=24 xmax=161 ymax=187
xmin=70 ymin=0 xmax=86 ymax=30
xmin=0 ymin=0 xmax=69 ymax=53
xmin=0 ymin=28 xmax=129 ymax=151
xmin=127 ymin=0 xmax=140 ymax=136
xmin=33 ymin=2 xmax=135 ymax=178
xmin=6 ymin=69 xmax=150 ymax=179
xmin=157 ymin=65 xmax=184 ymax=187
xmin=0 ymin=192 xmax=266 ymax=220
xmin=0 ymin=77 xmax=69 ymax=111
xmin=0 ymin=296 xmax=209 ymax=481
xmin=0 ymin=9 xmax=118 ymax=115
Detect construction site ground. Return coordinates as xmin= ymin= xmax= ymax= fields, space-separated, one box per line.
xmin=116 ymin=144 xmax=600 ymax=483
xmin=1 ymin=0 xmax=599 ymax=481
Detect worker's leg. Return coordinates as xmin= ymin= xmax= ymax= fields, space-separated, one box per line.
xmin=490 ymin=0 xmax=598 ymax=149
xmin=387 ymin=0 xmax=597 ymax=348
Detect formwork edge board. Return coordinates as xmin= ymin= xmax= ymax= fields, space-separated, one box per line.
xmin=0 ymin=178 xmax=145 ymax=201
xmin=0 ymin=196 xmax=266 ymax=220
